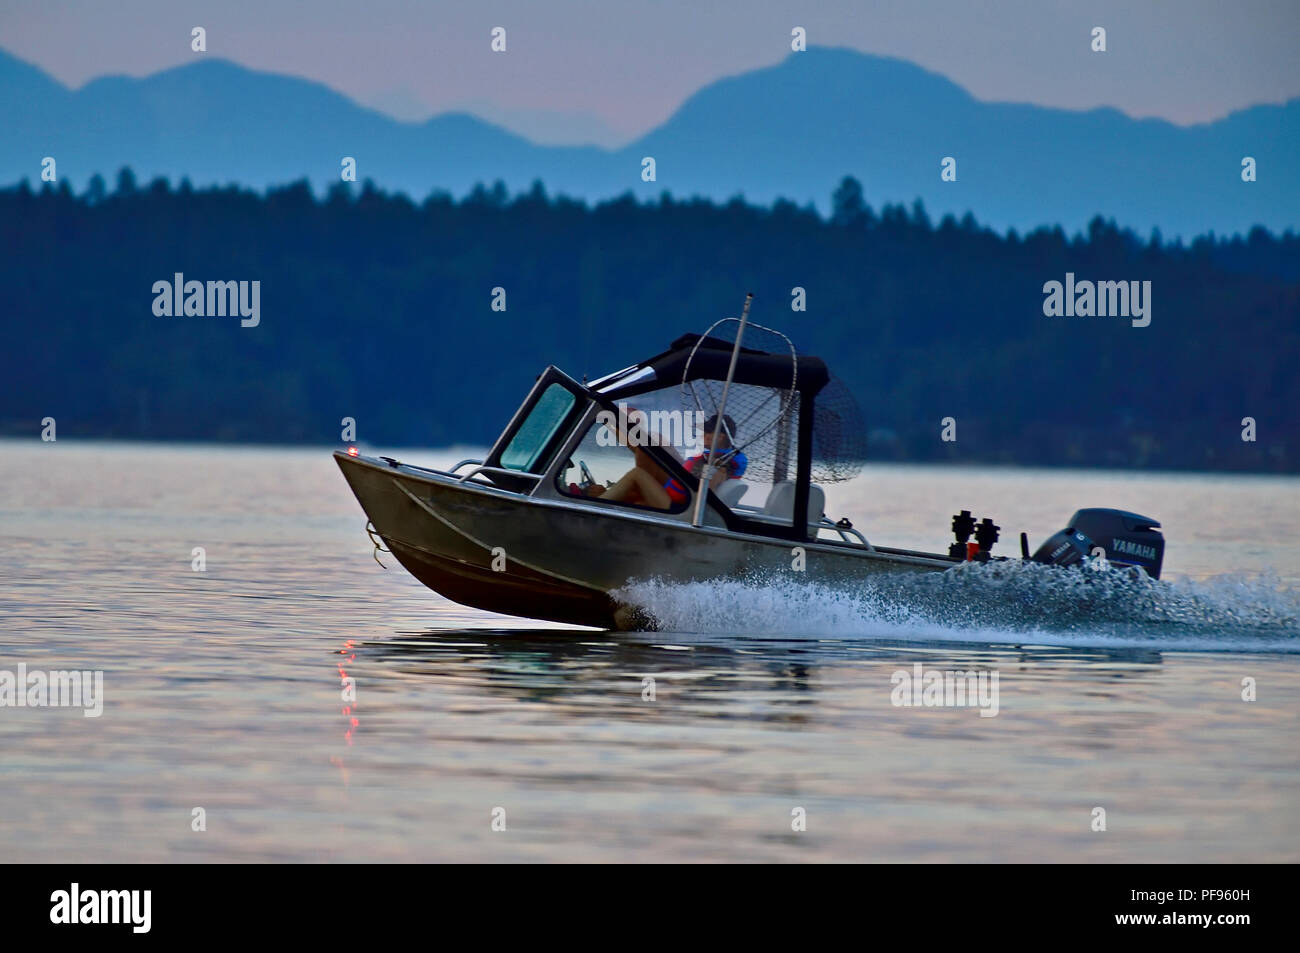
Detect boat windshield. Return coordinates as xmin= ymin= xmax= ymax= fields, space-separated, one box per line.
xmin=500 ymin=383 xmax=578 ymax=472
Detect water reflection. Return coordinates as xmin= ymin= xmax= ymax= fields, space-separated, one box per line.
xmin=368 ymin=627 xmax=1166 ymax=665
xmin=340 ymin=627 xmax=1165 ymax=716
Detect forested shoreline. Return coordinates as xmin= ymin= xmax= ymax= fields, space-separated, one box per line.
xmin=4 ymin=172 xmax=1296 ymax=472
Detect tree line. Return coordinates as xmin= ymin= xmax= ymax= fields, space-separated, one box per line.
xmin=3 ymin=171 xmax=1296 ymax=472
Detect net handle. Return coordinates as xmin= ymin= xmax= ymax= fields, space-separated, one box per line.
xmin=690 ymin=294 xmax=752 ymax=526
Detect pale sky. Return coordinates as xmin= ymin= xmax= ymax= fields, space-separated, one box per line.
xmin=3 ymin=0 xmax=1297 ymax=146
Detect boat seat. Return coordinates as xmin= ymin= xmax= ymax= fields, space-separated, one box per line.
xmin=762 ymin=481 xmax=826 ymax=525
xmin=716 ymin=480 xmax=749 ymax=508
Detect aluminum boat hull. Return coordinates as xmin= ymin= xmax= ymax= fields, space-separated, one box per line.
xmin=335 ymin=451 xmax=950 ymax=629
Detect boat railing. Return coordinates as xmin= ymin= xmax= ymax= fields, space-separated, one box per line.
xmin=379 ymin=457 xmax=537 ymax=488
xmin=376 ymin=458 xmax=456 ymax=477
xmin=727 ymin=503 xmax=873 ymax=549
xmin=815 ymin=518 xmax=872 ymax=549
xmin=456 ymin=465 xmax=543 ymax=486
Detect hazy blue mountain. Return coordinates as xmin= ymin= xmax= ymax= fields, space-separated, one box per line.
xmin=3 ymin=46 xmax=1296 ymax=236
xmin=2 ymin=54 xmax=603 ymax=197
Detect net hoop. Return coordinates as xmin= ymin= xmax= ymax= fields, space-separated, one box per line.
xmin=679 ymin=317 xmax=798 ymax=457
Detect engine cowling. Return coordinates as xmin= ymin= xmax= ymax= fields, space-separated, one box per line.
xmin=1031 ymin=508 xmax=1164 ymax=578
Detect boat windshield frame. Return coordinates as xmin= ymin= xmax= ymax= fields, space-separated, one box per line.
xmin=482 ymin=367 xmax=589 ymax=493
xmin=485 ymin=364 xmax=819 ymax=542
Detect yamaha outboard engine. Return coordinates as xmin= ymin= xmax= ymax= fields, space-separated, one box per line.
xmin=1031 ymin=508 xmax=1164 ymax=578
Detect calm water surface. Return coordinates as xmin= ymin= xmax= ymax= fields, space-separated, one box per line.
xmin=1 ymin=440 xmax=1297 ymax=862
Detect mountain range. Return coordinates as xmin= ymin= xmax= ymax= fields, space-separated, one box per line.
xmin=3 ymin=45 xmax=1297 ymax=237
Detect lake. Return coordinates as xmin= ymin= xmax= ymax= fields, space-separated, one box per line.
xmin=1 ymin=440 xmax=1296 ymax=862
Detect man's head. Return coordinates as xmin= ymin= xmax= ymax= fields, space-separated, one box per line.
xmin=702 ymin=414 xmax=736 ymax=450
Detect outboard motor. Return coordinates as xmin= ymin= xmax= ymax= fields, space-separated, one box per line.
xmin=1031 ymin=508 xmax=1164 ymax=578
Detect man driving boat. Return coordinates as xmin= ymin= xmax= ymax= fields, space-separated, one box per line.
xmin=588 ymin=411 xmax=746 ymax=510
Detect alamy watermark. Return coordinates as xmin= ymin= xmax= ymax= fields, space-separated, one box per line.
xmin=0 ymin=664 xmax=104 ymax=717
xmin=596 ymin=403 xmax=707 ymax=448
xmin=890 ymin=663 xmax=999 ymax=717
xmin=152 ymin=273 xmax=260 ymax=327
xmin=1042 ymin=272 xmax=1151 ymax=327
xmin=50 ymin=884 xmax=150 ymax=933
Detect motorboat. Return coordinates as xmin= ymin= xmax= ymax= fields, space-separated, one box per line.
xmin=335 ymin=299 xmax=1166 ymax=629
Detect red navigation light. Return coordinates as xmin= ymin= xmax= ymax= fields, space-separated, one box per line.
xmin=347 ymin=446 xmax=359 ymax=457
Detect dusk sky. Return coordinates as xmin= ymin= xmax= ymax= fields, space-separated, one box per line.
xmin=3 ymin=0 xmax=1298 ymax=146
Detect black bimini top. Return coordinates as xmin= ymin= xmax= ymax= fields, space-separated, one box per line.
xmin=589 ymin=333 xmax=830 ymax=399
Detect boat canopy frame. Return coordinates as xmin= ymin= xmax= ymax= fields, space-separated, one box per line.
xmin=481 ymin=334 xmax=836 ymax=542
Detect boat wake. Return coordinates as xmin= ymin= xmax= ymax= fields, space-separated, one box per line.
xmin=613 ymin=562 xmax=1300 ymax=653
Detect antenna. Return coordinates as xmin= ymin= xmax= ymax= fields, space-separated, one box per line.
xmin=690 ymin=293 xmax=753 ymax=527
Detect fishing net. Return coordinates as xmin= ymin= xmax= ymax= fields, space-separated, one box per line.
xmin=680 ymin=318 xmax=799 ymax=484
xmin=679 ymin=317 xmax=867 ymax=485
xmin=810 ymin=377 xmax=868 ymax=482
